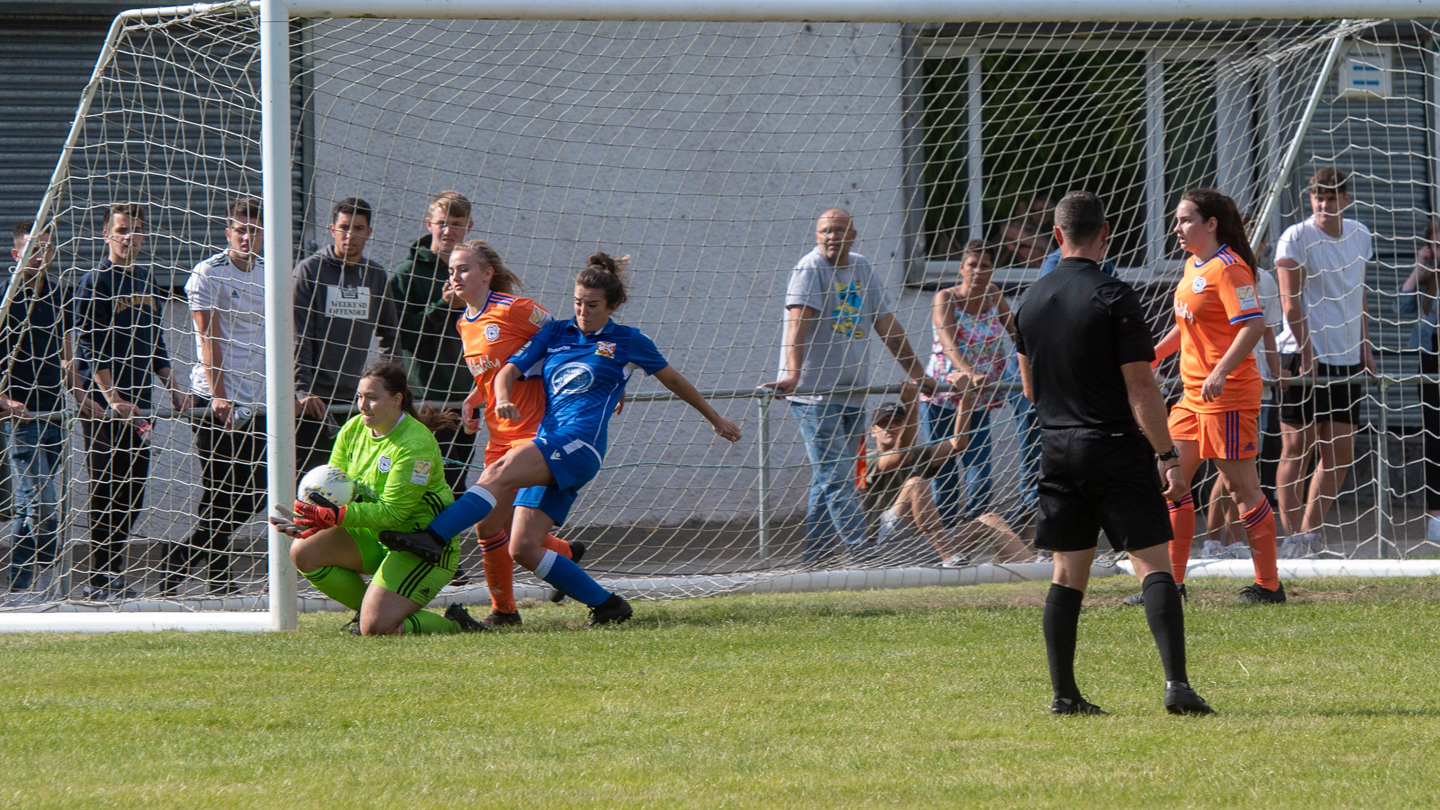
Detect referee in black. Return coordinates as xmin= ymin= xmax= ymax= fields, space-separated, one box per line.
xmin=1013 ymin=191 xmax=1213 ymax=716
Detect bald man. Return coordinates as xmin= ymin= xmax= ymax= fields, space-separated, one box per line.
xmin=765 ymin=209 xmax=932 ymax=562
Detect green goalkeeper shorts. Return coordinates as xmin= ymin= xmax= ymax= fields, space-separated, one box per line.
xmin=352 ymin=528 xmax=459 ymax=608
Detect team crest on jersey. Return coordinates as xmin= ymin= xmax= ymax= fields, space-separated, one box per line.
xmin=377 ymin=455 xmax=392 ymax=473
xmin=595 ymin=340 xmax=616 ymax=359
xmin=1235 ymin=285 xmax=1258 ymax=310
xmin=1192 ymin=276 xmax=1207 ymax=294
xmin=411 ymin=460 xmax=431 ymax=485
xmin=484 ymin=324 xmax=500 ymax=341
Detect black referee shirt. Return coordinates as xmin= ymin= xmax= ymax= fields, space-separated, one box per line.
xmin=1013 ymin=256 xmax=1156 ymax=429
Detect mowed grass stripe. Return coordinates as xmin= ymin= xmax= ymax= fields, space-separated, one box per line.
xmin=1 ymin=577 xmax=1436 ymax=809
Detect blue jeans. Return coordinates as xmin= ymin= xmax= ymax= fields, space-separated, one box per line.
xmin=923 ymin=394 xmax=1040 ymax=526
xmin=790 ymin=401 xmax=869 ymax=559
xmin=4 ymin=420 xmax=63 ymax=591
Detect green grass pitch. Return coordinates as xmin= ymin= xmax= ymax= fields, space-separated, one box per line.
xmin=2 ymin=576 xmax=1436 ymax=809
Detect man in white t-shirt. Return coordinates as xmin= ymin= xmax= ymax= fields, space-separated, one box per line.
xmin=1273 ymin=168 xmax=1376 ymax=558
xmin=162 ymin=197 xmax=268 ymax=596
xmin=763 ymin=209 xmax=932 ymax=561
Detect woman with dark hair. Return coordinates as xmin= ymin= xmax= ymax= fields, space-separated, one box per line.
xmin=922 ymin=239 xmax=1038 ymax=527
xmin=382 ymin=252 xmax=742 ymax=625
xmin=271 ymin=361 xmax=484 ymax=635
xmin=1148 ymin=188 xmax=1283 ymax=604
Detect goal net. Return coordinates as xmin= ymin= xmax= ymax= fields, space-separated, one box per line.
xmin=4 ymin=3 xmax=1438 ymax=625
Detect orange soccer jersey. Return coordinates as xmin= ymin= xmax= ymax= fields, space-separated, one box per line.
xmin=456 ymin=291 xmax=553 ymax=462
xmin=1172 ymin=245 xmax=1264 ymax=413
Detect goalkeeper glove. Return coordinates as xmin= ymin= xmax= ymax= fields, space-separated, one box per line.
xmin=294 ymin=493 xmax=346 ymax=532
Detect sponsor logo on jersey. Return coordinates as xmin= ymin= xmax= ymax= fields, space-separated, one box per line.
xmin=1174 ymin=299 xmax=1195 ymax=324
xmin=1235 ymin=284 xmax=1258 ymax=310
xmin=547 ymin=346 xmax=566 ymax=354
xmin=1191 ymin=276 xmax=1207 ymax=294
xmin=466 ymin=355 xmax=504 ymax=377
xmin=595 ymin=340 xmax=616 ymax=359
xmin=529 ymin=308 xmax=550 ymax=327
xmin=551 ymin=362 xmax=596 ymax=395
xmin=411 ymin=460 xmax=431 ymax=485
xmin=377 ymin=455 xmax=392 ymax=473
xmin=484 ymin=324 xmax=500 ymax=341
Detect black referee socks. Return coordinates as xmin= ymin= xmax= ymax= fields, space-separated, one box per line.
xmin=1141 ymin=571 xmax=1188 ymax=685
xmin=1043 ymin=583 xmax=1085 ymax=702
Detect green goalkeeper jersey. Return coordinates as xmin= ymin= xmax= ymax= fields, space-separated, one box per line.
xmin=330 ymin=412 xmax=455 ymax=532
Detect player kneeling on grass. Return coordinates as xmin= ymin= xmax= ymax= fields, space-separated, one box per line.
xmin=270 ymin=362 xmax=486 ymax=635
xmin=382 ymin=252 xmax=742 ymax=626
xmin=864 ymin=379 xmax=1027 ymax=566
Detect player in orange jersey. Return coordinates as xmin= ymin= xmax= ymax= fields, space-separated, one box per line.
xmin=1145 ymin=188 xmax=1283 ymax=604
xmin=447 ymin=239 xmax=581 ymax=627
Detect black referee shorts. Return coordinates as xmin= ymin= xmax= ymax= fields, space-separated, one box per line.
xmin=1035 ymin=426 xmax=1172 ymax=553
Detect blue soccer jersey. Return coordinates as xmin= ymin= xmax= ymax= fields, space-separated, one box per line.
xmin=506 ymin=318 xmax=669 ymax=462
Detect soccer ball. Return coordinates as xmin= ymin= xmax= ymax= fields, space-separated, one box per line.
xmin=298 ymin=464 xmax=355 ymax=506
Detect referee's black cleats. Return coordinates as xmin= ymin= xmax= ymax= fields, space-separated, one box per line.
xmin=1051 ymin=697 xmax=1108 ymax=716
xmin=1164 ymin=682 xmax=1215 ymax=715
xmin=444 ymin=603 xmax=488 ymax=633
xmin=547 ymin=540 xmax=588 ymax=603
xmin=379 ymin=527 xmax=447 ymax=566
xmin=1237 ymin=582 xmax=1286 ymax=604
xmin=588 ymin=593 xmax=633 ymax=626
xmin=1122 ymin=583 xmax=1185 ymax=606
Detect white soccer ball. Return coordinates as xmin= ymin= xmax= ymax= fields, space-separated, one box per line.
xmin=298 ymin=464 xmax=355 ymax=506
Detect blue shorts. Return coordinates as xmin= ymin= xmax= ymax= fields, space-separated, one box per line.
xmin=514 ymin=433 xmax=603 ymax=526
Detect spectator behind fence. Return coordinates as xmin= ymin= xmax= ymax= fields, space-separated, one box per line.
xmin=162 ymin=196 xmax=268 ymax=597
xmin=763 ymin=208 xmax=933 ymax=562
xmin=387 ymin=190 xmax=479 ymax=497
xmin=73 ymin=202 xmax=192 ymax=601
xmin=1274 ymin=167 xmax=1376 ymax=558
xmin=863 ymin=379 xmax=1027 ymax=567
xmin=921 ymin=239 xmax=1039 ymax=527
xmin=293 ymin=197 xmax=399 ymax=476
xmin=0 ymin=222 xmax=71 ymax=599
xmin=1398 ymin=217 xmax=1440 ymax=541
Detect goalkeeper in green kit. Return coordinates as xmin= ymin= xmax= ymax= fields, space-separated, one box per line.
xmin=271 ymin=362 xmax=486 ymax=635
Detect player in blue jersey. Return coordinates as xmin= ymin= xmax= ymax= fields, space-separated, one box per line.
xmin=382 ymin=252 xmax=742 ymax=624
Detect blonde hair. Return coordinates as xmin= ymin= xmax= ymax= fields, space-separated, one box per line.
xmin=452 ymin=239 xmax=521 ymax=294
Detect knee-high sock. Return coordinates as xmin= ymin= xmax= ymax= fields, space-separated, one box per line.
xmin=404 ymin=609 xmax=461 ymax=635
xmin=1140 ymin=571 xmax=1188 ymax=683
xmin=302 ymin=566 xmax=366 ymax=612
xmin=1242 ymin=499 xmax=1281 ymax=590
xmin=1042 ymin=583 xmax=1085 ymax=702
xmin=534 ymin=549 xmax=609 ymax=607
xmin=1167 ymin=493 xmax=1196 ymax=583
xmin=429 ymin=486 xmax=497 ymax=541
xmin=544 ymin=535 xmax=572 ymax=557
xmin=480 ymin=530 xmax=517 ymax=614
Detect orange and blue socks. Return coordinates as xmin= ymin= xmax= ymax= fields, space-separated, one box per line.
xmin=1242 ymin=499 xmax=1281 ymax=591
xmin=1168 ymin=493 xmax=1196 ymax=583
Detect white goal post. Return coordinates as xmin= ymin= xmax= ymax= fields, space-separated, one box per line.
xmin=7 ymin=0 xmax=1440 ymax=632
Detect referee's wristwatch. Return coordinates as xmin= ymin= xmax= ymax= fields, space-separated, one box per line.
xmin=1157 ymin=446 xmax=1180 ymax=463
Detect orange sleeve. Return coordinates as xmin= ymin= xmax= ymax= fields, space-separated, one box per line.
xmin=1219 ymin=264 xmax=1263 ymax=325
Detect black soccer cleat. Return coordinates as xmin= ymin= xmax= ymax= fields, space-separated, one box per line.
xmin=1237 ymin=582 xmax=1286 ymax=604
xmin=448 ymin=566 xmax=471 ymax=587
xmin=444 ymin=603 xmax=488 ymax=633
xmin=1122 ymin=583 xmax=1185 ymax=606
xmin=1164 ymin=681 xmax=1215 ymax=715
xmin=1051 ymin=696 xmax=1109 ymax=716
xmin=548 ymin=540 xmax=589 ymax=603
xmin=379 ymin=527 xmax=447 ymax=566
xmin=588 ymin=593 xmax=633 ymax=626
xmin=481 ymin=609 xmax=523 ymax=628
xmin=342 ymin=611 xmax=361 ymax=636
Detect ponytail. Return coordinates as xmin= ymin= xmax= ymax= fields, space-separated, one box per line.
xmin=575 ymin=251 xmax=630 ymax=308
xmin=1181 ymin=188 xmax=1258 ymax=272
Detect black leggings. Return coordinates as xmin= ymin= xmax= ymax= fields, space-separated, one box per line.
xmin=82 ymin=416 xmax=152 ymax=587
xmin=172 ymin=406 xmax=269 ymax=578
xmin=1422 ymin=346 xmax=1440 ymax=512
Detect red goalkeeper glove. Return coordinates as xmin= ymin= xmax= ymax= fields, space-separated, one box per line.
xmin=294 ymin=495 xmax=346 ymax=532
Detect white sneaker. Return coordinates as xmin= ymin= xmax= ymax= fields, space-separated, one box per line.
xmin=1220 ymin=543 xmax=1253 ymax=560
xmin=1279 ymin=533 xmax=1315 ymax=559
xmin=1201 ymin=540 xmax=1224 ymax=558
xmin=940 ymin=552 xmax=971 ymax=568
xmin=1427 ymin=516 xmax=1440 ymax=543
